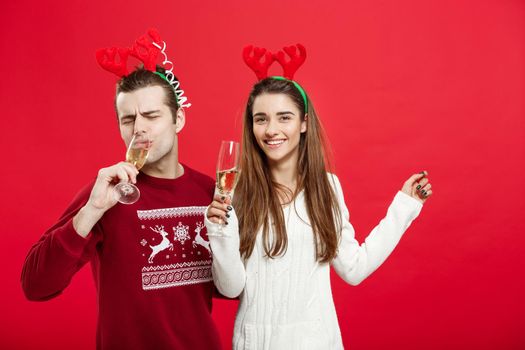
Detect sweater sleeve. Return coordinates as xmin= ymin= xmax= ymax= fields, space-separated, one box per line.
xmin=330 ymin=174 xmax=423 ymax=285
xmin=205 ymin=208 xmax=246 ymax=298
xmin=21 ymin=183 xmax=102 ymax=301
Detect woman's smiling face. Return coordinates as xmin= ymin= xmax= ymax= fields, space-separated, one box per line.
xmin=251 ymin=92 xmax=307 ymax=167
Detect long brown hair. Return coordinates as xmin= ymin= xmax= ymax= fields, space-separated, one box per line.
xmin=234 ymin=78 xmax=341 ymax=263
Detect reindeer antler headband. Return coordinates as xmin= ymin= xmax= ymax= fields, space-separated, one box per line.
xmin=243 ymin=44 xmax=308 ymax=112
xmin=96 ymin=28 xmax=191 ymax=108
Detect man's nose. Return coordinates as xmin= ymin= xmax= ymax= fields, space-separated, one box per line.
xmin=133 ymin=115 xmax=148 ymax=134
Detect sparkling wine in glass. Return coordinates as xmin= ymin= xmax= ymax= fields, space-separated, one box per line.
xmin=114 ymin=132 xmax=152 ymax=204
xmin=216 ymin=141 xmax=240 ymax=199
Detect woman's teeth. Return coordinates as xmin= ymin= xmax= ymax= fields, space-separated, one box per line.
xmin=266 ymin=139 xmax=285 ymax=145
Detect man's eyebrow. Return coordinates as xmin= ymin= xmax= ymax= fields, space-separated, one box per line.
xmin=141 ymin=110 xmax=161 ymax=115
xmin=119 ymin=110 xmax=161 ymax=120
xmin=119 ymin=113 xmax=136 ymax=120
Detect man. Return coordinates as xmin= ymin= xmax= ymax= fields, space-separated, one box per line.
xmin=21 ymin=30 xmax=222 ymax=350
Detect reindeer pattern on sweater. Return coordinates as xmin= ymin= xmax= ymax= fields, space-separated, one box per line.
xmin=137 ymin=206 xmax=213 ymax=291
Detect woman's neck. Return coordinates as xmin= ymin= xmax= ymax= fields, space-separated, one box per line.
xmin=269 ymin=160 xmax=299 ymax=206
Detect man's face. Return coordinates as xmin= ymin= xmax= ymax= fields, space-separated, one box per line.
xmin=116 ymin=85 xmax=185 ymax=167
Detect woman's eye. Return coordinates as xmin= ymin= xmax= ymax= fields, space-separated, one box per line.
xmin=280 ymin=115 xmax=291 ymax=121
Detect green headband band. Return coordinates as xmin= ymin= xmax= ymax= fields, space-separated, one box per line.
xmin=270 ymin=76 xmax=308 ymax=113
xmin=154 ymin=71 xmax=180 ymax=107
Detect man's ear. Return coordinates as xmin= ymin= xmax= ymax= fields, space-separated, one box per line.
xmin=175 ymin=108 xmax=186 ymax=133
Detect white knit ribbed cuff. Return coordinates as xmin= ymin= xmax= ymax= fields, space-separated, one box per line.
xmin=393 ymin=191 xmax=423 ymax=220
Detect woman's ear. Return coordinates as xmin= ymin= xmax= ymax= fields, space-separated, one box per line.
xmin=301 ymin=113 xmax=308 ymax=133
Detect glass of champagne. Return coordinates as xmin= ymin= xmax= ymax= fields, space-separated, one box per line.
xmin=216 ymin=140 xmax=241 ymax=202
xmin=114 ymin=132 xmax=152 ymax=204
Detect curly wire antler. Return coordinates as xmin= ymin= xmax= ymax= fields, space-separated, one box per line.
xmin=273 ymin=44 xmax=307 ymax=80
xmin=242 ymin=45 xmax=275 ymax=80
xmin=151 ymin=31 xmax=191 ymax=108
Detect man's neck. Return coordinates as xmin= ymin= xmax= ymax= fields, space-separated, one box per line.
xmin=142 ymin=157 xmax=184 ymax=179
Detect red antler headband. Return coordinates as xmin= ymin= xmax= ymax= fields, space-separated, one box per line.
xmin=242 ymin=44 xmax=308 ymax=111
xmin=96 ymin=28 xmax=191 ymax=108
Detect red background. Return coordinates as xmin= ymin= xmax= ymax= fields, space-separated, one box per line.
xmin=1 ymin=0 xmax=524 ymax=349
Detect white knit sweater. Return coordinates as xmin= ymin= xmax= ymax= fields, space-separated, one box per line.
xmin=206 ymin=174 xmax=423 ymax=350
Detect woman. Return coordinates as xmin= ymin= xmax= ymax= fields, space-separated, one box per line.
xmin=206 ymin=76 xmax=432 ymax=349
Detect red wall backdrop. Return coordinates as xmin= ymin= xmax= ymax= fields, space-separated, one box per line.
xmin=1 ymin=0 xmax=524 ymax=349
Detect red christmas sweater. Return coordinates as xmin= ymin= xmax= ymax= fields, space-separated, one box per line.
xmin=22 ymin=165 xmax=222 ymax=350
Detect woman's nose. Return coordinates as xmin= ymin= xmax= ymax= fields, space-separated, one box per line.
xmin=265 ymin=119 xmax=279 ymax=136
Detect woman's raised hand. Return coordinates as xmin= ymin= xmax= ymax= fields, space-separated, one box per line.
xmin=206 ymin=194 xmax=233 ymax=225
xmin=401 ymin=171 xmax=433 ymax=204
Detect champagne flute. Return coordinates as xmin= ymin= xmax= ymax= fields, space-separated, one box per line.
xmin=114 ymin=132 xmax=152 ymax=204
xmin=216 ymin=140 xmax=241 ymax=201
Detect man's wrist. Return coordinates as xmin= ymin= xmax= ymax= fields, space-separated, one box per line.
xmin=73 ymin=203 xmax=106 ymax=238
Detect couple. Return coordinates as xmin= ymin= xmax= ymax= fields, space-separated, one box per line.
xmin=21 ymin=30 xmax=432 ymax=350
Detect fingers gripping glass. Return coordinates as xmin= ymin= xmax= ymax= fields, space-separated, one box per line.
xmin=114 ymin=132 xmax=152 ymax=204
xmin=216 ymin=140 xmax=240 ymax=201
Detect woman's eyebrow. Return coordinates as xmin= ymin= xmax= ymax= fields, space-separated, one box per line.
xmin=276 ymin=111 xmax=295 ymax=116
